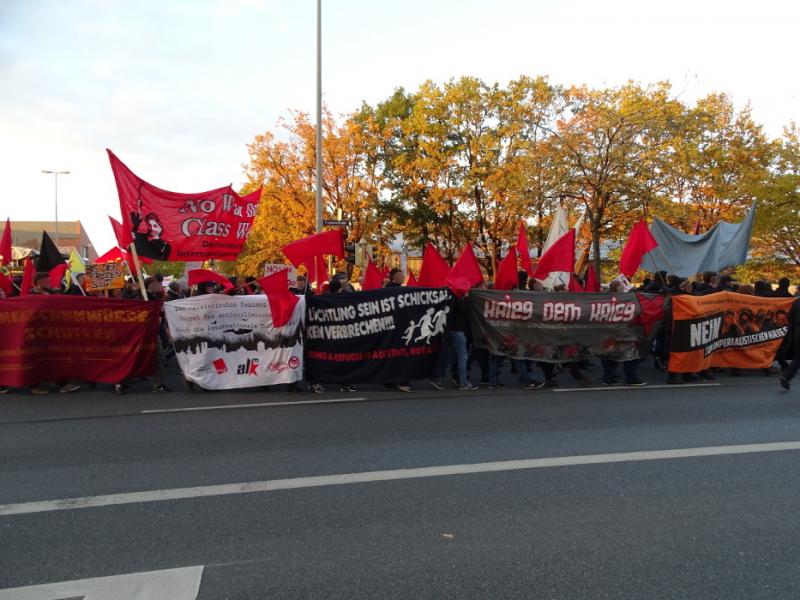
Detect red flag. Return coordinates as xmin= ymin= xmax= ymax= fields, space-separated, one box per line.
xmin=584 ymin=264 xmax=601 ymax=292
xmin=20 ymin=257 xmax=34 ymax=296
xmin=107 ymin=149 xmax=261 ymax=262
xmin=282 ymin=230 xmax=344 ymax=268
xmin=109 ymin=215 xmax=133 ymax=249
xmin=494 ymin=249 xmax=518 ymax=290
xmin=568 ymin=273 xmax=584 ymax=292
xmin=256 ymin=269 xmax=300 ymax=328
xmin=95 ymin=247 xmax=127 ymax=264
xmin=533 ymin=229 xmax=575 ymax=280
xmin=49 ymin=263 xmax=69 ymax=289
xmin=303 ymin=256 xmax=329 ymax=291
xmin=619 ymin=220 xmax=658 ymax=278
xmin=0 ymin=218 xmax=11 ymax=266
xmin=417 ymin=242 xmax=450 ymax=287
xmin=635 ymin=292 xmax=666 ymax=336
xmin=406 ymin=271 xmax=419 ymax=286
xmin=445 ymin=244 xmax=483 ymax=296
xmin=516 ymin=223 xmax=533 ymax=277
xmin=362 ymin=259 xmax=385 ymax=290
xmin=187 ymin=269 xmax=234 ymax=291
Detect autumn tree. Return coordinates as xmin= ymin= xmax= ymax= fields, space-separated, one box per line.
xmin=543 ymin=81 xmax=683 ymax=276
xmin=662 ymin=93 xmax=775 ymax=232
xmin=236 ymin=109 xmax=381 ymax=276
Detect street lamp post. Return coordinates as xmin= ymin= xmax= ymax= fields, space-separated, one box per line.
xmin=315 ymin=0 xmax=322 ymax=233
xmin=41 ymin=170 xmax=70 ymax=248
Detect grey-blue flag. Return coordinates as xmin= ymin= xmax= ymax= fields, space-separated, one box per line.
xmin=641 ymin=202 xmax=756 ymax=277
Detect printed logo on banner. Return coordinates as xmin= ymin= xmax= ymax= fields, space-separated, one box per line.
xmin=268 ymin=356 xmax=302 ymax=373
xmin=402 ymin=306 xmax=450 ymax=345
xmin=237 ymin=358 xmax=260 ymax=376
xmin=212 ymin=358 xmax=227 ymax=374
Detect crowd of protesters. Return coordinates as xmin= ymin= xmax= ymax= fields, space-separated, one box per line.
xmin=1 ymin=266 xmax=800 ymax=396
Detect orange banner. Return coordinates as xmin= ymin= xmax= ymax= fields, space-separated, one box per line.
xmin=669 ymin=292 xmax=793 ymax=372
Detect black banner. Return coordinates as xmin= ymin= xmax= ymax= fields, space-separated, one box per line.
xmin=467 ymin=290 xmax=643 ymax=362
xmin=305 ymin=287 xmax=453 ymax=383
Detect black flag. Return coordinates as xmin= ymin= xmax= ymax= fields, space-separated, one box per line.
xmin=36 ymin=231 xmax=65 ymax=272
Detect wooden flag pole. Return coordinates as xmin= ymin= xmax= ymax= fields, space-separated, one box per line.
xmin=654 ymin=245 xmax=679 ymax=277
xmin=128 ymin=243 xmax=149 ymax=300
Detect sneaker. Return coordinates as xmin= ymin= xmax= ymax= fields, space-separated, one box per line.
xmin=0 ymin=387 xmax=8 ymax=394
xmin=780 ymin=377 xmax=790 ymax=390
xmin=113 ymin=383 xmax=125 ymax=395
xmin=625 ymin=379 xmax=647 ymax=387
xmin=338 ymin=384 xmax=358 ymax=392
xmin=478 ymin=381 xmax=490 ymax=387
xmin=525 ymin=381 xmax=546 ymax=390
xmin=458 ymin=383 xmax=479 ymax=391
xmin=152 ymin=384 xmax=172 ymax=393
xmin=58 ymin=383 xmax=81 ymax=394
xmin=543 ymin=380 xmax=559 ymax=388
xmin=429 ymin=380 xmax=445 ymax=391
xmin=396 ymin=384 xmax=414 ymax=393
xmin=310 ymin=383 xmax=325 ymax=394
xmin=30 ymin=385 xmax=49 ymax=395
xmin=601 ymin=379 xmax=620 ymax=386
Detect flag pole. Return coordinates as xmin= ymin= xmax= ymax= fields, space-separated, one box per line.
xmin=128 ymin=243 xmax=149 ymax=300
xmin=654 ymin=245 xmax=679 ymax=277
xmin=315 ymin=0 xmax=323 ymax=234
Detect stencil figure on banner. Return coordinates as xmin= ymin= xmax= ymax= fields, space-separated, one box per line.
xmin=305 ymin=284 xmax=453 ymax=392
xmin=107 ymin=149 xmax=261 ymax=262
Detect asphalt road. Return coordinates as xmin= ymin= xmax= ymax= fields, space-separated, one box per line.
xmin=1 ymin=364 xmax=799 ymax=599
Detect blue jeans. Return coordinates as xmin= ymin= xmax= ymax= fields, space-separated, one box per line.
xmin=451 ymin=331 xmax=469 ymax=387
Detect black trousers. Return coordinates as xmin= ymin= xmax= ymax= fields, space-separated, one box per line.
xmin=783 ymin=357 xmax=800 ymax=382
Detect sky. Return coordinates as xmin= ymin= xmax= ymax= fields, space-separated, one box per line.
xmin=1 ymin=0 xmax=798 ymax=253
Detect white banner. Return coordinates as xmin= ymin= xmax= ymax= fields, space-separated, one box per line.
xmin=164 ymin=294 xmax=304 ymax=390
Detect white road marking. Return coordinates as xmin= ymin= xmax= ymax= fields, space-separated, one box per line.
xmin=141 ymin=397 xmax=368 ymax=414
xmin=2 ymin=441 xmax=800 ymax=517
xmin=553 ymin=383 xmax=721 ymax=392
xmin=0 ymin=566 xmax=203 ymax=600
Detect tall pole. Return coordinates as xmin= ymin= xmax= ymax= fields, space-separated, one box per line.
xmin=54 ymin=172 xmax=59 ymax=247
xmin=315 ymin=0 xmax=323 ymax=233
xmin=41 ymin=170 xmax=70 ymax=249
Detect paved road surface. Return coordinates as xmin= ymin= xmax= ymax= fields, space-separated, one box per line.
xmin=1 ymin=365 xmax=798 ymax=598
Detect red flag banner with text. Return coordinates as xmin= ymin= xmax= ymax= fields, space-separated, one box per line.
xmin=107 ymin=149 xmax=261 ymax=261
xmin=0 ymin=296 xmax=161 ymax=386
xmin=669 ymin=292 xmax=793 ymax=372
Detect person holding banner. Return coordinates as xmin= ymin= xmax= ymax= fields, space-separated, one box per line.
xmin=780 ymin=298 xmax=800 ymax=390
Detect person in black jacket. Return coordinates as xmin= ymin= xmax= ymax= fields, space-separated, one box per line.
xmin=780 ymin=298 xmax=800 ymax=389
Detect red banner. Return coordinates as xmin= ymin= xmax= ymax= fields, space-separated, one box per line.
xmin=107 ymin=149 xmax=261 ymax=261
xmin=0 ymin=296 xmax=161 ymax=386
